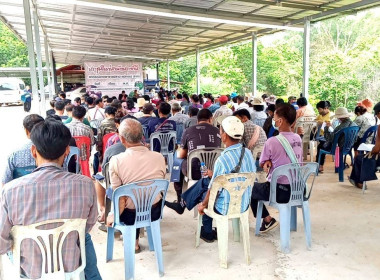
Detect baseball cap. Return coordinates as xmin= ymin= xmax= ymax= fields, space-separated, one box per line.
xmin=221 ymin=116 xmax=244 ymax=140
xmin=219 ymin=95 xmax=228 ymax=103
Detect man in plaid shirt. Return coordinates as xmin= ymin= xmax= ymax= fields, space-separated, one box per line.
xmin=0 ymin=119 xmax=101 ymax=279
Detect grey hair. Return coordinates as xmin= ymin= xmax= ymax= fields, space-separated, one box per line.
xmin=171 ymin=102 xmax=181 ymax=112
xmin=119 ymin=118 xmax=143 ymax=144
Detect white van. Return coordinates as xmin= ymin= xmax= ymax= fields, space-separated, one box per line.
xmin=0 ymin=78 xmax=25 ymax=105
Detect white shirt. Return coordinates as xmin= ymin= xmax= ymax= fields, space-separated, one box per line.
xmin=87 ymin=107 xmax=105 ymax=121
xmin=235 ymin=102 xmax=249 ymax=111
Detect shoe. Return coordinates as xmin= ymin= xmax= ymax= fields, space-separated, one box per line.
xmin=347 ymin=176 xmax=356 ymax=187
xmin=260 ymin=218 xmax=279 ymax=233
xmin=164 ymin=200 xmax=185 ymax=214
xmin=200 ymin=227 xmax=215 ymax=243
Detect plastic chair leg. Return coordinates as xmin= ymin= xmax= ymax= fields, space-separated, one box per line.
xmin=193 ymin=208 xmax=198 ymax=219
xmin=195 ymin=214 xmax=202 ymax=247
xmin=240 ymin=212 xmax=251 ymax=265
xmin=121 ymin=226 xmax=137 ymax=280
xmin=146 ymin=226 xmax=154 ymax=251
xmin=232 ymin=218 xmax=240 ymax=242
xmin=106 ymin=227 xmax=115 ymax=262
xmin=301 ymin=201 xmax=312 ymax=250
xmin=216 ymin=218 xmax=229 ymax=268
xmin=278 ymin=204 xmax=291 ymax=254
xmin=167 ymin=153 xmax=174 ymax=174
xmin=290 ymin=206 xmax=297 ymax=232
xmin=150 ymin=221 xmax=164 ymax=277
xmin=255 ymin=201 xmax=263 ymax=236
xmin=362 ymin=182 xmax=366 ymax=195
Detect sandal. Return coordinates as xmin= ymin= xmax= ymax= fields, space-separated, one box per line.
xmin=135 ymin=245 xmax=142 ymax=254
xmin=97 ymin=210 xmax=105 ymax=223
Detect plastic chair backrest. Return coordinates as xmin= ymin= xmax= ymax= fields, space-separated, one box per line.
xmin=149 ymin=131 xmax=176 ymax=155
xmin=90 ymin=119 xmax=101 ymax=130
xmin=269 ymin=163 xmax=318 ymax=206
xmin=73 ymin=136 xmax=91 ymax=177
xmin=176 ymin=123 xmax=184 ymax=144
xmin=142 ymin=125 xmax=149 ymax=143
xmin=330 ymin=126 xmax=360 ymax=155
xmin=64 ymin=146 xmax=80 ymax=173
xmin=10 ymin=218 xmax=87 ymax=280
xmin=112 ymin=179 xmax=169 ymax=228
xmin=13 ymin=166 xmax=36 ymax=179
xmin=187 ymin=148 xmax=224 ymax=180
xmin=213 ymin=115 xmax=227 ymax=127
xmin=207 ymin=173 xmax=256 ymax=217
xmin=253 ymin=118 xmax=266 ymax=127
xmin=293 ymin=117 xmax=317 ymax=141
xmin=361 ymin=125 xmax=378 ymax=145
xmin=102 ymin=132 xmax=116 ymax=156
xmin=252 ymin=145 xmax=264 ymax=160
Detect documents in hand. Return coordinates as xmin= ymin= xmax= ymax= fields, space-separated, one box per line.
xmin=357 ymin=143 xmax=375 ymax=152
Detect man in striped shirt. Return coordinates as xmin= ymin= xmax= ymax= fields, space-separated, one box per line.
xmin=66 ymin=105 xmax=95 ymax=145
xmin=0 ymin=119 xmax=101 ymax=279
xmin=166 ymin=116 xmax=256 ymax=242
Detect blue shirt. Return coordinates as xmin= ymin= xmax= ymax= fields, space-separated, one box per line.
xmin=2 ymin=140 xmax=36 ymax=184
xmin=209 ymin=143 xmax=256 ymax=215
xmin=208 ymin=103 xmax=221 ymax=114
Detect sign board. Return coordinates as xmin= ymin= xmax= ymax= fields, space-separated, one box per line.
xmin=84 ymin=62 xmax=143 ymax=97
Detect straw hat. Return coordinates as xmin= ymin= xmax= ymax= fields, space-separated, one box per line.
xmin=137 ymin=97 xmax=146 ymax=108
xmin=265 ymin=95 xmax=276 ymax=105
xmin=251 ymin=97 xmax=264 ymax=106
xmin=332 ymin=107 xmax=352 ymax=119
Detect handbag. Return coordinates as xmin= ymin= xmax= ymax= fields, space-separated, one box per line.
xmin=359 ymin=153 xmax=379 ymax=182
xmin=170 ymin=157 xmax=185 ymax=182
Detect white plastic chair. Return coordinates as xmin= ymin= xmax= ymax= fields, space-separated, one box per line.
xmin=195 ymin=173 xmax=256 ymax=268
xmin=150 ymin=131 xmax=176 ymax=173
xmin=255 ymin=163 xmax=318 ymax=253
xmin=10 ymin=219 xmax=87 ymax=280
xmin=213 ymin=115 xmax=228 ymax=127
xmin=293 ymin=116 xmax=317 ymax=161
xmin=186 ymin=148 xmax=224 ymax=217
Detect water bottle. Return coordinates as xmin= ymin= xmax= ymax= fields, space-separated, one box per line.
xmin=200 ymin=162 xmax=208 ymax=178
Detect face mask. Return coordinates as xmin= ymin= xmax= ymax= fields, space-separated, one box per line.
xmin=272 ymin=119 xmax=279 ymax=130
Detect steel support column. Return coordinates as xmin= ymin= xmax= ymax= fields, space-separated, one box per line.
xmin=302 ymin=19 xmax=311 ymax=99
xmin=252 ymin=32 xmax=258 ymax=97
xmin=44 ymin=36 xmax=53 ymax=101
xmin=166 ymin=59 xmax=170 ymax=90
xmin=33 ymin=10 xmax=46 ymax=116
xmin=196 ymin=48 xmax=200 ymax=95
xmin=23 ymin=0 xmax=39 ymax=114
xmin=51 ymin=53 xmax=57 ymax=94
xmin=60 ymin=72 xmax=64 ymax=91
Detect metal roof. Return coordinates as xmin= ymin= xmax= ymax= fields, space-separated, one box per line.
xmin=0 ymin=0 xmax=379 ymax=65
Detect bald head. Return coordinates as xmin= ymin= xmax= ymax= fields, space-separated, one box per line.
xmin=119 ymin=118 xmax=143 ymax=144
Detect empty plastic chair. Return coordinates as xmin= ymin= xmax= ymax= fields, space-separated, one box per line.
xmin=142 ymin=125 xmax=149 ymax=143
xmin=150 ymin=131 xmax=176 ymax=173
xmin=195 ymin=173 xmax=256 ymax=268
xmin=255 ymin=163 xmax=318 ymax=253
xmin=106 ymin=179 xmax=169 ymax=280
xmin=10 ymin=218 xmax=87 ymax=280
xmin=360 ymin=125 xmax=378 ymax=145
xmin=176 ymin=123 xmax=184 ymax=145
xmin=73 ymin=136 xmax=92 ymax=178
xmin=317 ymin=126 xmax=360 ymax=182
xmin=64 ymin=146 xmax=80 ymax=174
xmin=12 ymin=165 xmax=36 ymax=179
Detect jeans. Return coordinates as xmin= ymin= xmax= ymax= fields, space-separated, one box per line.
xmin=250 ymin=182 xmax=291 ymax=220
xmin=93 ymin=152 xmax=100 ymax=174
xmin=85 ymin=233 xmax=102 ymax=280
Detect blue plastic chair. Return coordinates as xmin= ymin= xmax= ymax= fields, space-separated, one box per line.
xmin=150 ymin=131 xmax=176 ymax=173
xmin=255 ymin=163 xmax=318 ymax=253
xmin=360 ymin=125 xmax=378 ymax=145
xmin=106 ymin=179 xmax=169 ymax=280
xmin=317 ymin=126 xmax=360 ymax=182
xmin=63 ymin=146 xmax=80 ymax=173
xmin=12 ymin=165 xmax=36 ymax=179
xmin=175 ymin=123 xmax=184 ymax=145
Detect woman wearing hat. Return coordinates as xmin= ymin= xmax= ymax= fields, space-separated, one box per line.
xmin=316 ymin=107 xmax=357 ymax=173
xmin=250 ymin=97 xmax=267 ymax=126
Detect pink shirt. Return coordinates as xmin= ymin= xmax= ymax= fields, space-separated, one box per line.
xmin=259 ymin=132 xmax=303 ymax=184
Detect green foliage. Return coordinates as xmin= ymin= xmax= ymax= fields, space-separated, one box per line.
xmin=0 ymin=23 xmax=28 ymax=67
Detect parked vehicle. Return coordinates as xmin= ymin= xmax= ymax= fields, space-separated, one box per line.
xmin=66 ymin=86 xmax=86 ymax=99
xmin=0 ymin=78 xmax=25 ymax=106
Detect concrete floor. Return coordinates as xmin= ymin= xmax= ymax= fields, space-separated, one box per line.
xmin=0 ymin=105 xmax=379 ymax=280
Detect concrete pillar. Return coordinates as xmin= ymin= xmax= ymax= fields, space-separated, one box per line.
xmin=252 ymin=32 xmax=258 ymax=97
xmin=302 ymin=19 xmax=311 ymax=99
xmin=44 ymin=36 xmax=53 ymax=101
xmin=196 ymin=48 xmax=200 ymax=95
xmin=23 ymin=0 xmax=40 ymax=114
xmin=33 ymin=9 xmax=46 ymax=116
xmin=166 ymin=59 xmax=170 ymax=90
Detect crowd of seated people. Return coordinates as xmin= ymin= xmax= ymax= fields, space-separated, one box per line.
xmin=1 ymin=87 xmax=380 ymax=279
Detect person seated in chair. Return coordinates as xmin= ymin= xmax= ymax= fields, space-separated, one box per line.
xmin=106 ymin=119 xmax=166 ymax=253
xmin=165 ymin=116 xmax=256 ymax=243
xmin=184 ymin=106 xmax=200 ymax=129
xmin=171 ymin=109 xmax=221 ymax=202
xmin=66 ymin=105 xmax=95 ymax=145
xmin=349 ymin=102 xmax=380 ymax=189
xmin=169 ymin=102 xmax=189 ymax=124
xmin=315 ymin=107 xmax=357 ymax=173
xmin=2 ymin=114 xmax=44 ymax=186
xmin=250 ymin=104 xmax=303 ymax=233
xmin=0 ymin=119 xmax=101 ymax=280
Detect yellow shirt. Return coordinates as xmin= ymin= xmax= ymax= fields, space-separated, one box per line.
xmin=316 ymin=112 xmax=332 ymax=135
